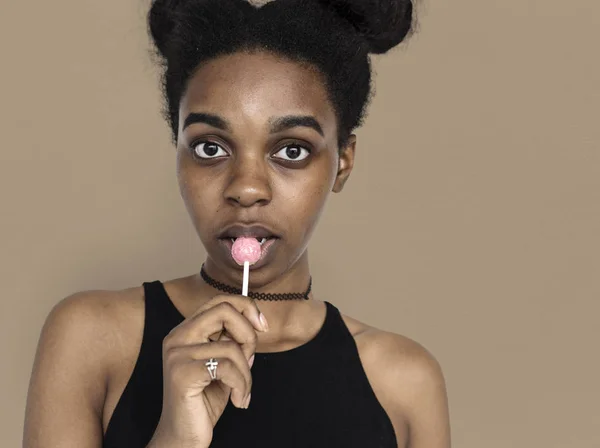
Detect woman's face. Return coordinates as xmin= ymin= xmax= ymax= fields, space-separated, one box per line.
xmin=176 ymin=50 xmax=355 ymax=284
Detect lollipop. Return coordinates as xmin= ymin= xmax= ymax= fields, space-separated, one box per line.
xmin=231 ymin=237 xmax=262 ymax=296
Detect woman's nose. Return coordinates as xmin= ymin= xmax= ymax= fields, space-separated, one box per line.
xmin=223 ymin=155 xmax=272 ymax=207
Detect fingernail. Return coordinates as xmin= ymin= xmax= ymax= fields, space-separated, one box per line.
xmin=248 ymin=354 xmax=255 ymax=368
xmin=259 ymin=312 xmax=269 ymax=332
xmin=245 ymin=393 xmax=252 ymax=409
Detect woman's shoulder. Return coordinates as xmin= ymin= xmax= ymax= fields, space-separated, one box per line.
xmin=46 ymin=285 xmax=147 ymax=378
xmin=338 ymin=310 xmax=447 ymax=440
xmin=30 ymin=285 xmax=148 ymax=435
xmin=338 ymin=310 xmax=438 ymax=368
xmin=50 ymin=284 xmax=146 ymax=340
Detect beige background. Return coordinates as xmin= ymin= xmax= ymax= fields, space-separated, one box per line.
xmin=1 ymin=0 xmax=598 ymax=446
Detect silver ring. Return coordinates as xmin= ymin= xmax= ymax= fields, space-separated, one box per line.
xmin=206 ymin=358 xmax=218 ymax=380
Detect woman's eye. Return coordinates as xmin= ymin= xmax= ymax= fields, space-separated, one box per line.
xmin=273 ymin=144 xmax=310 ymax=162
xmin=191 ymin=141 xmax=228 ymax=159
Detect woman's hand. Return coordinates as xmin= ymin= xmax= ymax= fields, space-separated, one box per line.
xmin=147 ymin=294 xmax=269 ymax=448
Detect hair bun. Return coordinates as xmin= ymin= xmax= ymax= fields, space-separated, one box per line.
xmin=317 ymin=0 xmax=414 ymax=54
xmin=148 ymin=0 xmax=187 ymax=57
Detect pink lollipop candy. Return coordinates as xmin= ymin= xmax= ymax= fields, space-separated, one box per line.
xmin=231 ymin=237 xmax=262 ymax=297
xmin=231 ymin=237 xmax=262 ymax=266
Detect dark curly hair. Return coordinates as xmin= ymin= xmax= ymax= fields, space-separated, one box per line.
xmin=148 ymin=0 xmax=416 ymax=150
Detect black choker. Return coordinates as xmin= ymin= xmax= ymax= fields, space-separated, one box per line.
xmin=200 ymin=263 xmax=311 ymax=301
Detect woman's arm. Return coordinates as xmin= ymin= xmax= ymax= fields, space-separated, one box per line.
xmin=400 ymin=346 xmax=451 ymax=448
xmin=23 ymin=292 xmax=113 ymax=448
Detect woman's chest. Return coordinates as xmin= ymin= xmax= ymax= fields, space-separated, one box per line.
xmin=210 ymin=354 xmax=405 ymax=447
xmin=101 ymin=304 xmax=408 ymax=447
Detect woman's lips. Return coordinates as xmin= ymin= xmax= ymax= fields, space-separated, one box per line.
xmin=219 ymin=237 xmax=279 ymax=269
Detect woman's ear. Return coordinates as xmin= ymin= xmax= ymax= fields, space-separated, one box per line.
xmin=332 ymin=134 xmax=357 ymax=193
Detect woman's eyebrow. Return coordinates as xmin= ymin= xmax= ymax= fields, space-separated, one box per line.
xmin=183 ymin=112 xmax=229 ymax=132
xmin=182 ymin=112 xmax=324 ymax=137
xmin=269 ymin=115 xmax=324 ymax=137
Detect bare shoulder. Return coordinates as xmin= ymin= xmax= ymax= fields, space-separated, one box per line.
xmin=339 ymin=312 xmax=451 ymax=448
xmin=49 ymin=285 xmax=145 ymax=353
xmin=24 ymin=285 xmax=146 ymax=446
xmin=39 ymin=285 xmax=147 ymax=389
xmin=340 ymin=311 xmax=444 ymax=382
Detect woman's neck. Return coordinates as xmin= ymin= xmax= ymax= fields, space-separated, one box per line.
xmin=188 ymin=252 xmax=317 ymax=334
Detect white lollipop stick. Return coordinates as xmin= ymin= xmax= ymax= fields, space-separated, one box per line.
xmin=242 ymin=261 xmax=250 ymax=296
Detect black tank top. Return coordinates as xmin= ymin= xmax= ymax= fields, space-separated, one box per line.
xmin=103 ymin=281 xmax=397 ymax=447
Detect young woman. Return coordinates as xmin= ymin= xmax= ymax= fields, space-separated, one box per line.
xmin=23 ymin=0 xmax=451 ymax=447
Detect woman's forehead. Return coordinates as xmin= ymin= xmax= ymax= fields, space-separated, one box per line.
xmin=180 ymin=52 xmax=334 ymax=123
